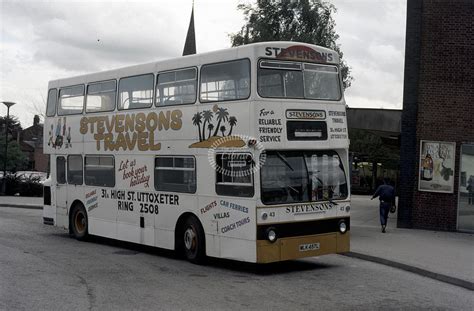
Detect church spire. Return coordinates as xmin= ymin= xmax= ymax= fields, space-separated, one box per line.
xmin=182 ymin=1 xmax=196 ymax=56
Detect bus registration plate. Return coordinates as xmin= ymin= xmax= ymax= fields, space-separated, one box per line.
xmin=299 ymin=242 xmax=320 ymax=252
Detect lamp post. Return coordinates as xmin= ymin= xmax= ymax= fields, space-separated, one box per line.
xmin=1 ymin=101 xmax=16 ymax=195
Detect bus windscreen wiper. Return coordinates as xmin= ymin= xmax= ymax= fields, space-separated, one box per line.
xmin=276 ymin=151 xmax=294 ymax=171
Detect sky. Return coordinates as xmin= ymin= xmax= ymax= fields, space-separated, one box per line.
xmin=0 ymin=0 xmax=407 ymax=128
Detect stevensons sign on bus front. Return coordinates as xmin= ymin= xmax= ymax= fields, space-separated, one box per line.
xmin=286 ymin=109 xmax=326 ymax=120
xmin=286 ymin=202 xmax=336 ymax=215
xmin=264 ymin=45 xmax=337 ymax=63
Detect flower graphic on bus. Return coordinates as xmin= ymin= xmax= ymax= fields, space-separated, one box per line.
xmin=189 ymin=104 xmax=245 ymax=148
xmin=48 ymin=117 xmax=71 ymax=149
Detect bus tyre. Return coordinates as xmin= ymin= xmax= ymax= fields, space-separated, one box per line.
xmin=71 ymin=203 xmax=88 ymax=241
xmin=182 ymin=216 xmax=206 ymax=264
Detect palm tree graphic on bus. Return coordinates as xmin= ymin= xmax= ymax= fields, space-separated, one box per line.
xmin=189 ymin=104 xmax=245 ymax=148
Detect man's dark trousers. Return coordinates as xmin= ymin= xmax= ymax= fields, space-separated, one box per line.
xmin=380 ymin=202 xmax=391 ymax=226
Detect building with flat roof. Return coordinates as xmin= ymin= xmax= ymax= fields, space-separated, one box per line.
xmin=398 ymin=0 xmax=473 ymax=232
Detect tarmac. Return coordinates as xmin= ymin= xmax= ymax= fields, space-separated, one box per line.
xmin=1 ymin=194 xmax=473 ymax=290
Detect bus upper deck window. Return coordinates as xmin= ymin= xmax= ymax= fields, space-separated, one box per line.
xmin=157 ymin=68 xmax=197 ymax=106
xmin=46 ymin=89 xmax=58 ymax=117
xmin=258 ymin=60 xmax=303 ymax=99
xmin=118 ymin=74 xmax=154 ymax=110
xmin=257 ymin=60 xmax=341 ymax=101
xmin=86 ymin=80 xmax=116 ymax=113
xmin=58 ymin=85 xmax=84 ymax=115
xmin=303 ymin=64 xmax=341 ymax=101
xmin=200 ymin=59 xmax=250 ymax=103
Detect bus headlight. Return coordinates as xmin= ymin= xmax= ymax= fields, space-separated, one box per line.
xmin=266 ymin=228 xmax=277 ymax=243
xmin=339 ymin=220 xmax=347 ymax=234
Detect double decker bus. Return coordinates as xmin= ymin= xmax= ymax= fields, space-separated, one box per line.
xmin=43 ymin=42 xmax=350 ymax=264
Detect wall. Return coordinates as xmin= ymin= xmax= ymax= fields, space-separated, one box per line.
xmin=398 ymin=0 xmax=423 ymax=228
xmin=34 ymin=147 xmax=49 ymax=172
xmin=401 ymin=0 xmax=474 ymax=231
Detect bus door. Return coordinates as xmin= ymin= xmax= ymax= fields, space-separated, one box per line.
xmin=214 ymin=153 xmax=256 ymax=261
xmin=55 ymin=155 xmax=68 ymax=229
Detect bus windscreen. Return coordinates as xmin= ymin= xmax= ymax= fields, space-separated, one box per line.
xmin=260 ymin=150 xmax=348 ymax=205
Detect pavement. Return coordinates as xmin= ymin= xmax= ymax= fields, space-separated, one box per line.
xmin=349 ymin=195 xmax=474 ymax=290
xmin=0 ymin=196 xmax=43 ymax=209
xmin=0 ymin=194 xmax=473 ymax=290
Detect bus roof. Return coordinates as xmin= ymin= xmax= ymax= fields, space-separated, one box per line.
xmin=48 ymin=42 xmax=340 ymax=89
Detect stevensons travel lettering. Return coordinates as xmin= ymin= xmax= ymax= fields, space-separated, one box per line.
xmin=80 ymin=110 xmax=182 ymax=151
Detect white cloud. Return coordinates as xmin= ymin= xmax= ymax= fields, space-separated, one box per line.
xmin=0 ymin=0 xmax=406 ymax=128
xmin=0 ymin=0 xmax=244 ymax=126
xmin=332 ymin=0 xmax=406 ymax=109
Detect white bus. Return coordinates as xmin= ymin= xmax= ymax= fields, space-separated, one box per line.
xmin=43 ymin=42 xmax=350 ymax=264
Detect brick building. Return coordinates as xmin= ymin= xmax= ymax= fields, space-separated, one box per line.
xmin=398 ymin=0 xmax=474 ymax=232
xmin=20 ymin=115 xmax=48 ymax=172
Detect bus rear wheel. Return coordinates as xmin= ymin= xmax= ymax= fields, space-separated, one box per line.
xmin=71 ymin=203 xmax=88 ymax=241
xmin=182 ymin=216 xmax=206 ymax=264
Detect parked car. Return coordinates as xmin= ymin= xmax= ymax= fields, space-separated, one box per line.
xmin=0 ymin=171 xmax=46 ymax=197
xmin=15 ymin=171 xmax=47 ymax=184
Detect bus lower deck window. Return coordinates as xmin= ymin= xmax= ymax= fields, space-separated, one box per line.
xmin=155 ymin=156 xmax=196 ymax=193
xmin=215 ymin=153 xmax=254 ymax=197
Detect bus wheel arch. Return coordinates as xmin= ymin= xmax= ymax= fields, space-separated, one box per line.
xmin=69 ymin=200 xmax=89 ymax=241
xmin=175 ymin=213 xmax=206 ymax=264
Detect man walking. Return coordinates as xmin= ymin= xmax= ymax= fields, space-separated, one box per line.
xmin=371 ymin=177 xmax=396 ymax=233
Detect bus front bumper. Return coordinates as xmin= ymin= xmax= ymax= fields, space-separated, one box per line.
xmin=256 ymin=231 xmax=350 ymax=263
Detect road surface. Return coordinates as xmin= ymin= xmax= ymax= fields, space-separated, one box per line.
xmin=0 ymin=206 xmax=472 ymax=310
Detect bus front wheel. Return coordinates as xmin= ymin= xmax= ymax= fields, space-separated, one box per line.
xmin=71 ymin=203 xmax=89 ymax=241
xmin=182 ymin=216 xmax=206 ymax=264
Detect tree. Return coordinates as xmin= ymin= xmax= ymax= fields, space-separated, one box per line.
xmin=230 ymin=0 xmax=352 ymax=88
xmin=192 ymin=112 xmax=203 ymax=141
xmin=0 ymin=139 xmax=28 ymax=173
xmin=207 ymin=124 xmax=214 ymax=139
xmin=201 ymin=110 xmax=214 ymax=140
xmin=220 ymin=125 xmax=227 ymax=137
xmin=0 ymin=115 xmax=28 ymax=172
xmin=349 ymin=129 xmax=400 ymax=189
xmin=349 ymin=129 xmax=399 ymax=169
xmin=29 ymin=92 xmax=47 ymax=123
xmin=0 ymin=115 xmax=22 ymax=137
xmin=227 ymin=116 xmax=237 ymax=135
xmin=213 ymin=107 xmax=229 ymax=137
